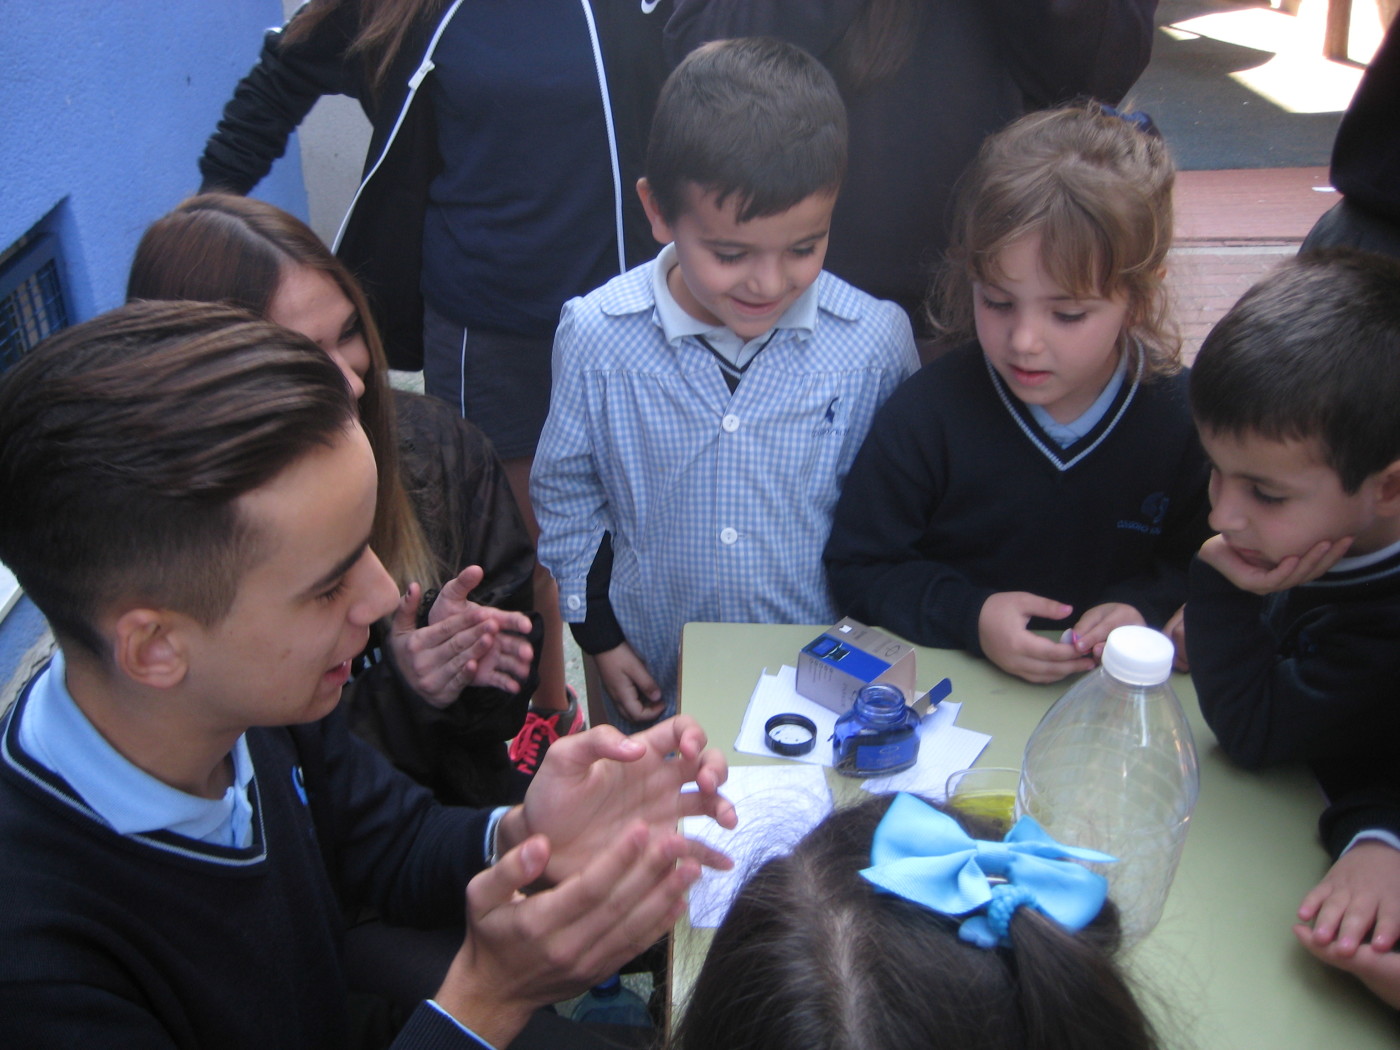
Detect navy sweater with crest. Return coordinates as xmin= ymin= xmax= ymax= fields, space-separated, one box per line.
xmin=824 ymin=341 xmax=1211 ymax=654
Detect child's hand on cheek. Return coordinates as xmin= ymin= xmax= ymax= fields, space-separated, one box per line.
xmin=595 ymin=642 xmax=666 ymax=723
xmin=1069 ymin=603 xmax=1146 ymax=661
xmin=1199 ymin=534 xmax=1353 ymax=595
xmin=978 ymin=592 xmax=1097 ymax=685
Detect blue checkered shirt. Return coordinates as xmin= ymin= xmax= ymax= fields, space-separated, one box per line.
xmin=532 ymin=261 xmax=917 ymax=726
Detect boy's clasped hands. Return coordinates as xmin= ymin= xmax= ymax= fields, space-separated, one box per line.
xmin=1295 ymin=841 xmax=1400 ymax=1009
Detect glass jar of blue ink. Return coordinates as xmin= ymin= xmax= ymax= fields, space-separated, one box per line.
xmin=832 ymin=684 xmax=920 ymax=777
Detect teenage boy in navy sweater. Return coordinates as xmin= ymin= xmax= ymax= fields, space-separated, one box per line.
xmin=1184 ymin=251 xmax=1400 ymax=1007
xmin=0 ymin=301 xmax=733 ymax=1050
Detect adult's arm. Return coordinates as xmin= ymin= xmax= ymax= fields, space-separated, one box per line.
xmin=343 ymin=604 xmax=542 ymax=806
xmin=0 ymin=710 xmax=494 ymax=1050
xmin=383 ymin=717 xmax=731 ymax=1047
xmin=199 ymin=1 xmax=362 ymax=194
xmin=1184 ymin=558 xmax=1400 ymax=769
xmin=664 ymin=0 xmax=864 ymax=65
xmin=665 ymin=0 xmax=1158 ymax=109
xmin=0 ymin=986 xmax=491 ymax=1050
xmin=988 ymin=0 xmax=1159 ymax=108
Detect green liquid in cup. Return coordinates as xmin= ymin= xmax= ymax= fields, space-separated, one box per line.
xmin=949 ymin=790 xmax=1016 ymax=831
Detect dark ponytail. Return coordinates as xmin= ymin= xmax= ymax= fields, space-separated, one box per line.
xmin=671 ymin=795 xmax=1160 ymax=1050
xmin=1007 ymin=904 xmax=1157 ymax=1050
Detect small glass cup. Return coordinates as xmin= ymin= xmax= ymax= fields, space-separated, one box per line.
xmin=944 ymin=766 xmax=1021 ymax=834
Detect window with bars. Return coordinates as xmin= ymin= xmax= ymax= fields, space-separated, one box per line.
xmin=0 ymin=234 xmax=69 ymax=374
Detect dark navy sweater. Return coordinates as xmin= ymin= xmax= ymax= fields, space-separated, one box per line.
xmin=1186 ymin=548 xmax=1400 ymax=857
xmin=0 ymin=683 xmax=489 ymax=1049
xmin=824 ymin=342 xmax=1211 ymax=654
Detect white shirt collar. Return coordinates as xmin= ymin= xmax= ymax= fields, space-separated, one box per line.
xmin=1332 ymin=534 xmax=1400 ymax=573
xmin=650 ymin=242 xmax=819 ymax=362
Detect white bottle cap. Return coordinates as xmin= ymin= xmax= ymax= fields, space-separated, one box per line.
xmin=1101 ymin=625 xmax=1174 ymax=685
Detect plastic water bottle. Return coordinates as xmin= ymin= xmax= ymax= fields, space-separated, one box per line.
xmin=571 ymin=974 xmax=653 ymax=1028
xmin=1017 ymin=625 xmax=1199 ymax=946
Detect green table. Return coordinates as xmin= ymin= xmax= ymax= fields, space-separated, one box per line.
xmin=672 ymin=622 xmax=1398 ymax=1048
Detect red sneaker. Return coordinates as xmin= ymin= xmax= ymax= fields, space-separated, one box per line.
xmin=508 ymin=688 xmax=584 ymax=776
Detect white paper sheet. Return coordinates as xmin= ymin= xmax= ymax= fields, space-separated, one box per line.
xmin=690 ymin=667 xmax=991 ymax=925
xmin=681 ymin=764 xmax=833 ymax=927
xmin=734 ymin=665 xmax=838 ymax=766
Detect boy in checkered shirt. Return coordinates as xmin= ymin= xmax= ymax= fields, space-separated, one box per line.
xmin=532 ymin=38 xmax=916 ymax=730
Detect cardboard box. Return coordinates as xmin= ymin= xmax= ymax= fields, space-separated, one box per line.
xmin=796 ymin=617 xmax=918 ymax=714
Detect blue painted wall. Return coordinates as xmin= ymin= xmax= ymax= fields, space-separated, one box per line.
xmin=0 ymin=1 xmax=309 ymax=697
xmin=0 ymin=0 xmax=307 ymax=323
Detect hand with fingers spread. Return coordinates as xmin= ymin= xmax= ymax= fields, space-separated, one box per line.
xmin=1068 ymin=602 xmax=1147 ymax=662
xmin=977 ymin=591 xmax=1097 ymax=684
xmin=1199 ymin=534 xmax=1354 ymax=597
xmin=435 ymin=823 xmax=703 ymax=1047
xmin=499 ymin=714 xmax=736 ymax=885
xmin=595 ymin=641 xmax=666 ymax=723
xmin=387 ymin=566 xmax=535 ymax=707
xmin=1297 ymin=841 xmax=1400 ymax=957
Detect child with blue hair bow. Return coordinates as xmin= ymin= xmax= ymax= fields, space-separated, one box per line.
xmin=673 ymin=793 xmax=1160 ymax=1050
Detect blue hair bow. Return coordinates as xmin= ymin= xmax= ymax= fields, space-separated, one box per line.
xmin=859 ymin=792 xmax=1116 ymax=948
